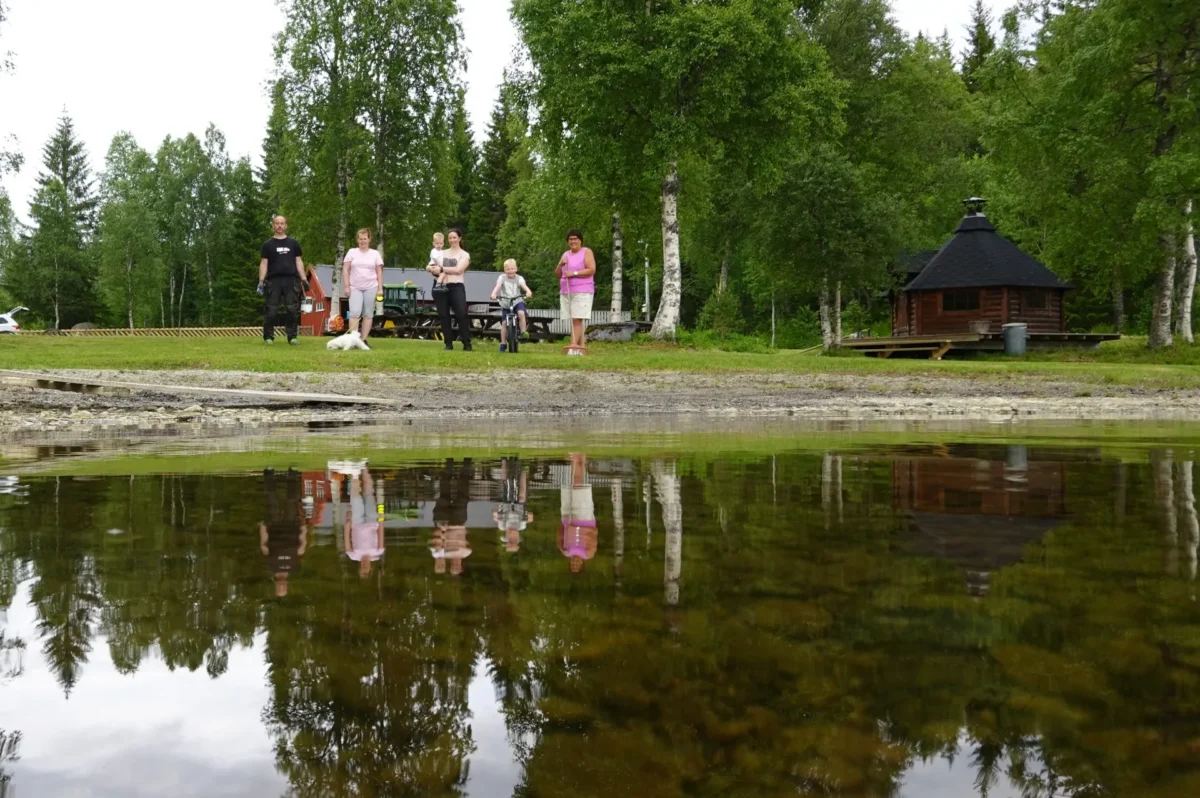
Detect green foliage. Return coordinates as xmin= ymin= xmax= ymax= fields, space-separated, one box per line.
xmin=96 ymin=134 xmax=161 ymax=328
xmin=697 ymin=287 xmax=743 ymax=339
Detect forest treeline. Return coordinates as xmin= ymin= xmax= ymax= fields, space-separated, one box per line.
xmin=0 ymin=0 xmax=1196 ymax=348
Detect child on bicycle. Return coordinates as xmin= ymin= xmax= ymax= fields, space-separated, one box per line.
xmin=490 ymin=258 xmax=533 ymax=352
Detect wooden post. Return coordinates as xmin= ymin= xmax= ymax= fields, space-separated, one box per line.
xmin=1002 ymin=287 xmax=1010 ymax=325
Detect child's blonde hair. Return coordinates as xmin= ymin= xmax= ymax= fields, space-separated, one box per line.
xmin=503 ymin=258 xmax=517 ymax=270
xmin=432 ymin=232 xmax=444 ymax=244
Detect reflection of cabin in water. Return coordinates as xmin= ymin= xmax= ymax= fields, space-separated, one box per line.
xmin=894 ymin=446 xmax=1068 ymax=594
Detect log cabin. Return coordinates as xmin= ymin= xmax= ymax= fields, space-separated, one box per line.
xmin=892 ymin=199 xmax=1071 ymax=337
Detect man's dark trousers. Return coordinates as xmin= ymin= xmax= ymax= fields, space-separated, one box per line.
xmin=264 ymin=276 xmax=301 ymax=341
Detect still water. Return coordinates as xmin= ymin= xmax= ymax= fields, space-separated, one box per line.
xmin=2 ymin=430 xmax=1200 ymax=797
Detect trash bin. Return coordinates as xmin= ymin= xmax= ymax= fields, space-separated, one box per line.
xmin=1002 ymin=323 xmax=1028 ymax=356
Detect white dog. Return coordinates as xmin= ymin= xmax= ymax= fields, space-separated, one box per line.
xmin=326 ymin=330 xmax=371 ymax=351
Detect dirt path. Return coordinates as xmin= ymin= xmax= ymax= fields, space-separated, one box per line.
xmin=1 ymin=367 xmax=1196 ymax=439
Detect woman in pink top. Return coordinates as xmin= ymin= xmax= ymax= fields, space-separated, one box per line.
xmin=555 ymin=229 xmax=596 ymax=354
xmin=342 ymin=228 xmax=385 ymax=348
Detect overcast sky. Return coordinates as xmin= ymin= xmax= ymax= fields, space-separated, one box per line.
xmin=0 ymin=0 xmax=998 ymax=221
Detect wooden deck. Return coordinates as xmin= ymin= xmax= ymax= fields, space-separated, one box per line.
xmin=838 ymin=332 xmax=1120 ymax=359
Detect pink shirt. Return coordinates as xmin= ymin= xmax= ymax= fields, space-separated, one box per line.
xmin=560 ymin=248 xmax=595 ymax=295
xmin=344 ymin=248 xmax=384 ymax=291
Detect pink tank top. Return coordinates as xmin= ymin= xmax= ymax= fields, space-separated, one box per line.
xmin=560 ymin=248 xmax=595 ymax=295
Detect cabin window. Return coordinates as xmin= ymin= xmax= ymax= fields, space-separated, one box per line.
xmin=942 ymin=290 xmax=980 ymax=312
xmin=1022 ymin=289 xmax=1048 ymax=310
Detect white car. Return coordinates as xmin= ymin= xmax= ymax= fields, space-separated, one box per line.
xmin=0 ymin=306 xmax=27 ymax=334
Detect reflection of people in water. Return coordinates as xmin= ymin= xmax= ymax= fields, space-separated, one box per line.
xmin=431 ymin=524 xmax=472 ymax=575
xmin=259 ymin=468 xmax=308 ymax=598
xmin=432 ymin=459 xmax=472 ymax=575
xmin=560 ymin=453 xmax=597 ymax=573
xmin=493 ymin=457 xmax=534 ymax=553
xmin=343 ymin=465 xmax=384 ymax=578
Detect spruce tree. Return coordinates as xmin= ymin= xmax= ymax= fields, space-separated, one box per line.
xmin=961 ymin=0 xmax=997 ymax=93
xmin=15 ymin=114 xmax=98 ymax=327
xmin=468 ymin=83 xmax=525 ymax=270
xmin=260 ymin=80 xmax=290 ymax=216
xmin=449 ymin=98 xmax=478 ymax=234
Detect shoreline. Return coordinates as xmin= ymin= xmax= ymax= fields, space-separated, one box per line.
xmin=1 ymin=368 xmax=1197 ymax=439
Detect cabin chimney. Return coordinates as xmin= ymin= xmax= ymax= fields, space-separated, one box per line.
xmin=963 ymin=197 xmax=988 ymax=216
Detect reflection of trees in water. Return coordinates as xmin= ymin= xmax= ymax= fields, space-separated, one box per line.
xmin=0 ymin=728 xmax=20 ymax=792
xmin=2 ymin=454 xmax=1200 ymax=796
xmin=261 ymin=579 xmax=479 ymax=797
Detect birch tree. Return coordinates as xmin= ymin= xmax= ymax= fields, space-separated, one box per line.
xmin=1174 ymin=202 xmax=1196 ymax=342
xmin=513 ymin=0 xmax=838 ymax=339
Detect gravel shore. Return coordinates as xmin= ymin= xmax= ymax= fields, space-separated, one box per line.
xmin=1 ymin=368 xmax=1196 ymax=440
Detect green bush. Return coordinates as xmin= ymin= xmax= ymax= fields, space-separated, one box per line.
xmin=773 ymin=307 xmax=822 ymax=349
xmin=676 ymin=329 xmax=772 ymax=353
xmin=697 ymin=288 xmax=743 ymax=339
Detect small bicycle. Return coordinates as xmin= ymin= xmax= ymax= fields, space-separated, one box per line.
xmin=499 ymin=296 xmax=522 ymax=354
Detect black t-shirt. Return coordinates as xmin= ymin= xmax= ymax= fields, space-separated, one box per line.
xmin=261 ymin=237 xmax=303 ymax=279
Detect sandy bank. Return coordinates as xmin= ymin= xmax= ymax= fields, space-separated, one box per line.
xmin=0 ymin=368 xmax=1196 ymax=439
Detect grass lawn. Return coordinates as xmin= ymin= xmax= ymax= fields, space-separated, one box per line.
xmin=1 ymin=333 xmax=1198 ymax=388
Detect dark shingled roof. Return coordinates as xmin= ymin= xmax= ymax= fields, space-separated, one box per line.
xmin=906 ymin=213 xmax=1070 ymax=291
xmin=899 ymin=249 xmax=938 ymax=281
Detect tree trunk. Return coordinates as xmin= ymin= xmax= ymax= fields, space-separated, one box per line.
xmin=1149 ymin=55 xmax=1179 ymax=349
xmin=179 ymin=264 xmax=188 ymax=328
xmin=834 ymin=281 xmax=842 ymax=345
xmin=1179 ymin=460 xmax=1198 ymax=581
xmin=650 ymin=160 xmax=681 ymax=340
xmin=718 ymin=233 xmax=731 ymax=294
xmin=1111 ymin=273 xmax=1125 ymax=333
xmin=1175 ymin=202 xmax=1196 ymax=343
xmin=1154 ymin=450 xmax=1177 ymax=575
xmin=126 ymin=254 xmax=134 ymax=329
xmin=376 ymin=199 xmax=386 ymax=262
xmin=612 ymin=483 xmax=625 ymax=582
xmin=331 ymin=155 xmax=350 ymax=318
xmin=821 ymin=452 xmax=833 ymax=529
xmin=819 ymin=276 xmax=834 ymax=349
xmin=53 ymin=254 xmax=61 ymax=330
xmin=653 ymin=460 xmax=682 ymax=606
xmin=1149 ymin=235 xmax=1175 ymax=349
xmin=610 ymin=212 xmax=624 ymax=314
xmin=770 ymin=292 xmax=776 ymax=349
xmin=204 ymin=250 xmax=214 ymax=325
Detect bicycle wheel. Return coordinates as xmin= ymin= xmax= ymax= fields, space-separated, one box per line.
xmin=506 ymin=313 xmax=519 ymax=353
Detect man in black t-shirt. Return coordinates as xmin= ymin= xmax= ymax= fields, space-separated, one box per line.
xmin=258 ymin=215 xmax=309 ymax=344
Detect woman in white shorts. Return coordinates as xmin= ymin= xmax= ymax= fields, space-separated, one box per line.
xmin=555 ymin=229 xmax=596 ymax=354
xmin=342 ymin=228 xmax=385 ymax=349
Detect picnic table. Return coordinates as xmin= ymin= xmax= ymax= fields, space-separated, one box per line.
xmin=373 ymin=285 xmax=559 ymax=341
